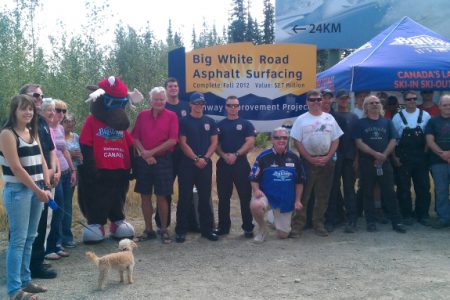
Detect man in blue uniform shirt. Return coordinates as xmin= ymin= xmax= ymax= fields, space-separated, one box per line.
xmin=215 ymin=96 xmax=255 ymax=238
xmin=175 ymin=92 xmax=219 ymax=243
xmin=249 ymin=127 xmax=304 ymax=243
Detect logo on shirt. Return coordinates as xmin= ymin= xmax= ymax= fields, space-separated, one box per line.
xmin=96 ymin=127 xmax=124 ymax=141
xmin=181 ymin=110 xmax=187 ymax=117
xmin=204 ymin=124 xmax=210 ymax=131
xmin=236 ymin=124 xmax=242 ymax=130
xmin=272 ymin=170 xmax=293 ymax=181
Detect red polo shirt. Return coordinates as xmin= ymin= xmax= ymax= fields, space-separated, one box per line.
xmin=131 ymin=108 xmax=179 ymax=156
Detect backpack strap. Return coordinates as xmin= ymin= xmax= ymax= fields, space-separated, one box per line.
xmin=417 ymin=109 xmax=423 ymax=124
xmin=398 ymin=111 xmax=408 ymax=125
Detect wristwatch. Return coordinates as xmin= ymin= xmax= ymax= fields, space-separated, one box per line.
xmin=193 ymin=156 xmax=199 ymax=162
xmin=234 ymin=151 xmax=240 ymax=157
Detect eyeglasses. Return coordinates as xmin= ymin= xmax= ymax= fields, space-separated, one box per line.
xmin=307 ymin=97 xmax=322 ymax=102
xmin=55 ymin=108 xmax=67 ymax=113
xmin=28 ymin=92 xmax=44 ymax=99
xmin=226 ymin=104 xmax=239 ymax=108
xmin=404 ymin=97 xmax=417 ymax=101
xmin=273 ymin=136 xmax=288 ymax=140
xmin=369 ymin=102 xmax=380 ymax=105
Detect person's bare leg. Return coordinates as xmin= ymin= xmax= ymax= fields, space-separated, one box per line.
xmin=140 ymin=194 xmax=153 ymax=232
xmin=156 ymin=195 xmax=169 ymax=232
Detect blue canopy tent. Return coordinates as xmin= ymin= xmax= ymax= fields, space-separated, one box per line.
xmin=316 ymin=17 xmax=450 ymax=92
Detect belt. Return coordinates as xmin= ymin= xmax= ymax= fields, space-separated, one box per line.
xmin=61 ymin=169 xmax=71 ymax=176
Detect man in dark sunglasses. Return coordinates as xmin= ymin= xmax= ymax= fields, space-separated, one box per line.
xmin=249 ymin=127 xmax=304 ymax=243
xmin=215 ymin=96 xmax=256 ymax=238
xmin=392 ymin=91 xmax=432 ymax=227
xmin=290 ymin=89 xmax=343 ymax=237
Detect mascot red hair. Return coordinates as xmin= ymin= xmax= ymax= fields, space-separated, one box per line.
xmin=78 ymin=76 xmax=142 ymax=243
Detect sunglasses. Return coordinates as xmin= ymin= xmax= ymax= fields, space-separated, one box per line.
xmin=273 ymin=136 xmax=288 ymax=140
xmin=28 ymin=92 xmax=44 ymax=99
xmin=307 ymin=97 xmax=322 ymax=102
xmin=226 ymin=104 xmax=239 ymax=108
xmin=404 ymin=97 xmax=417 ymax=101
xmin=369 ymin=102 xmax=380 ymax=105
xmin=55 ymin=108 xmax=67 ymax=113
xmin=103 ymin=95 xmax=128 ymax=109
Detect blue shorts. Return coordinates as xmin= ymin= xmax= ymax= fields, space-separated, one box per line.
xmin=134 ymin=155 xmax=173 ymax=196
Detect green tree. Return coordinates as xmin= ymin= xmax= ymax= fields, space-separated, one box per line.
xmin=228 ymin=0 xmax=247 ymax=42
xmin=262 ymin=0 xmax=275 ymax=44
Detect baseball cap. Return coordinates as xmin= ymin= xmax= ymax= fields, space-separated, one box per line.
xmin=336 ymin=90 xmax=350 ymax=99
xmin=321 ymin=89 xmax=334 ymax=97
xmin=189 ymin=92 xmax=206 ymax=104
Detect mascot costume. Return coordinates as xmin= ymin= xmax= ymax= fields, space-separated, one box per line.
xmin=78 ymin=76 xmax=143 ymax=243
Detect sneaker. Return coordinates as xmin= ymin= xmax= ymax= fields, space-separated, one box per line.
xmin=432 ymin=219 xmax=450 ymax=229
xmin=314 ymin=227 xmax=329 ymax=237
xmin=344 ymin=222 xmax=356 ymax=233
xmin=62 ymin=241 xmax=76 ymax=248
xmin=325 ymin=223 xmax=335 ymax=233
xmin=288 ymin=230 xmax=302 ymax=238
xmin=44 ymin=253 xmax=61 ymax=260
xmin=418 ymin=217 xmax=432 ymax=227
xmin=31 ymin=266 xmax=57 ymax=279
xmin=243 ymin=231 xmax=254 ymax=238
xmin=254 ymin=230 xmax=267 ymax=243
xmin=393 ymin=223 xmax=407 ymax=233
xmin=175 ymin=234 xmax=186 ymax=243
xmin=366 ymin=223 xmax=377 ymax=232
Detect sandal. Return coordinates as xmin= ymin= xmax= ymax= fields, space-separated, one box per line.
xmin=137 ymin=230 xmax=157 ymax=242
xmin=10 ymin=290 xmax=38 ymax=300
xmin=160 ymin=231 xmax=172 ymax=244
xmin=22 ymin=283 xmax=48 ymax=293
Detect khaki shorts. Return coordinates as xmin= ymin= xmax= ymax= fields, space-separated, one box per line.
xmin=254 ymin=195 xmax=293 ymax=234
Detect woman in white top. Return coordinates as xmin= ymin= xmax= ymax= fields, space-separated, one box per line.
xmin=0 ymin=94 xmax=51 ymax=300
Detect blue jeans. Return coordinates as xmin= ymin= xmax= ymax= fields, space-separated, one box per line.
xmin=430 ymin=164 xmax=450 ymax=222
xmin=61 ymin=180 xmax=75 ymax=245
xmin=3 ymin=182 xmax=43 ymax=296
xmin=46 ymin=170 xmax=71 ymax=254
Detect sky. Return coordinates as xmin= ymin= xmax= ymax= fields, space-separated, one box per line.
xmin=3 ymin=0 xmax=272 ymax=50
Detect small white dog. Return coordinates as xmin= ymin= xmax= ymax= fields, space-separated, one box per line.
xmin=86 ymin=238 xmax=137 ymax=289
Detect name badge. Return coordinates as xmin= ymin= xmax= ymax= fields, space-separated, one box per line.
xmin=285 ymin=163 xmax=295 ymax=167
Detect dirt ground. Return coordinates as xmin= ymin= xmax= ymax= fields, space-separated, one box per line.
xmin=1 ymin=149 xmax=450 ymax=299
xmin=1 ymin=208 xmax=450 ymax=299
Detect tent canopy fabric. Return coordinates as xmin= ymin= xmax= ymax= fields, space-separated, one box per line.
xmin=316 ymin=16 xmax=450 ymax=92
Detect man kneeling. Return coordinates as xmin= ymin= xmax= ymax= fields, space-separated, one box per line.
xmin=249 ymin=127 xmax=304 ymax=242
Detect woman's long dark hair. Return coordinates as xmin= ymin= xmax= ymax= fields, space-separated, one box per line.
xmin=2 ymin=94 xmax=39 ymax=139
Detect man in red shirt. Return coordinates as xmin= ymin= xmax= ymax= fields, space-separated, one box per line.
xmin=418 ymin=90 xmax=439 ymax=116
xmin=132 ymin=87 xmax=178 ymax=243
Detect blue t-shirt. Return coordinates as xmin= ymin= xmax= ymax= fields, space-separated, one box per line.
xmin=166 ymin=101 xmax=190 ymax=122
xmin=249 ymin=148 xmax=305 ymax=213
xmin=335 ymin=111 xmax=359 ymax=160
xmin=179 ymin=114 xmax=217 ymax=157
xmin=425 ymin=115 xmax=450 ymax=165
xmin=352 ymin=117 xmax=398 ymax=160
xmin=217 ymin=117 xmax=255 ymax=153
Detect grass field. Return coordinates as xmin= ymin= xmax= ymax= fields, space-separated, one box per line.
xmin=0 ymin=150 xmax=435 ymax=233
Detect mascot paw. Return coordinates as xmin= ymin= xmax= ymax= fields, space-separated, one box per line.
xmin=110 ymin=220 xmax=135 ymax=239
xmin=82 ymin=224 xmax=105 ymax=244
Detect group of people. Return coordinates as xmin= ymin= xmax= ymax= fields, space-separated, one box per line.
xmin=1 ymin=75 xmax=449 ymax=299
xmin=1 ymin=84 xmax=83 ymax=299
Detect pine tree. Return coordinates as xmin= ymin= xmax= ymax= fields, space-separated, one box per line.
xmin=228 ymin=0 xmax=247 ymax=43
xmin=262 ymin=0 xmax=275 ymax=44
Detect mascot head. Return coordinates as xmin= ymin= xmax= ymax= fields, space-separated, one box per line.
xmin=86 ymin=76 xmax=143 ymax=131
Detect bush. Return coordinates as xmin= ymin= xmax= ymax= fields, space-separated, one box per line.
xmin=255 ymin=132 xmax=270 ymax=149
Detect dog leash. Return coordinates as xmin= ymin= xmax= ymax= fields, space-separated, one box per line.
xmin=48 ymin=199 xmax=106 ymax=240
